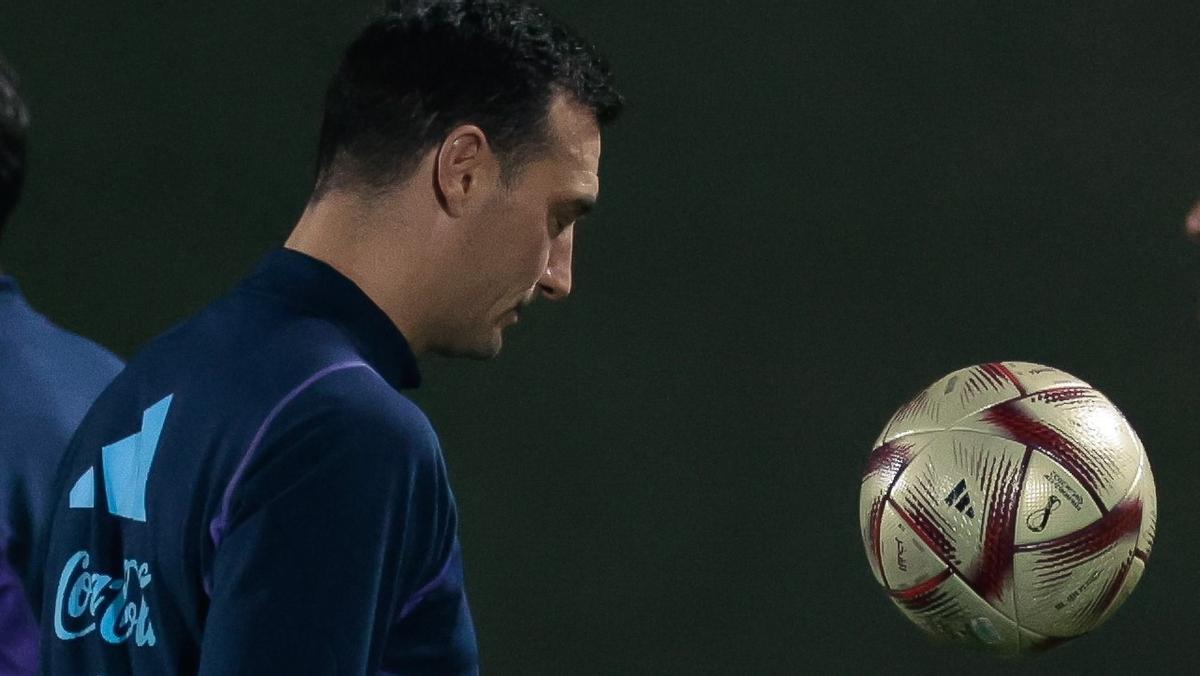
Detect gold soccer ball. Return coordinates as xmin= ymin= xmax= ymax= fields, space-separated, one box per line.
xmin=859 ymin=362 xmax=1156 ymax=653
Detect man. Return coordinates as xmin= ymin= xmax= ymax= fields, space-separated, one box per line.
xmin=38 ymin=1 xmax=621 ymax=673
xmin=0 ymin=56 xmax=124 ymax=674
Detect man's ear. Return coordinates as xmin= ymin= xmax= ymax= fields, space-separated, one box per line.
xmin=434 ymin=125 xmax=492 ymax=217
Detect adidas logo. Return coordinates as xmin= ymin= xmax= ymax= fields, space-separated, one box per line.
xmin=943 ymin=479 xmax=976 ymax=519
xmin=68 ymin=395 xmax=173 ymax=523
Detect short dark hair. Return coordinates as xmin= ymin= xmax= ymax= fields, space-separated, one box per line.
xmin=0 ymin=54 xmax=29 ymax=229
xmin=313 ymin=0 xmax=622 ymax=198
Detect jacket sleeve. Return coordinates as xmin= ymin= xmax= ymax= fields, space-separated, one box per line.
xmin=198 ymin=385 xmax=455 ymax=675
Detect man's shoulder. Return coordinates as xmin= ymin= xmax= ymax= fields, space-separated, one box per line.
xmin=127 ymin=289 xmax=370 ymax=387
xmin=213 ymin=363 xmax=443 ymax=526
xmin=286 ymin=363 xmax=437 ymax=453
xmin=0 ymin=301 xmax=123 ymax=390
xmin=0 ymin=298 xmax=123 ymax=464
xmin=112 ymin=291 xmax=365 ymax=415
xmin=31 ymin=318 xmax=123 ymax=377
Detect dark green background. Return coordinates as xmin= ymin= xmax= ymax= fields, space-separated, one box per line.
xmin=3 ymin=1 xmax=1198 ymax=673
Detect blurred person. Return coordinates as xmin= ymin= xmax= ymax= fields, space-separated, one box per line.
xmin=37 ymin=1 xmax=621 ymax=674
xmin=0 ymin=55 xmax=123 ymax=675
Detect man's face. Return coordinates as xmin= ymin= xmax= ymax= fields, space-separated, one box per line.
xmin=433 ymin=95 xmax=602 ymax=359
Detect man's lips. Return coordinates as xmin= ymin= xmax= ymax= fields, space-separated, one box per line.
xmin=507 ymin=301 xmax=530 ymax=323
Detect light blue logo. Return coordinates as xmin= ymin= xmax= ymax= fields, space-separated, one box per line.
xmin=69 ymin=394 xmax=173 ymax=522
xmin=54 ymin=549 xmax=156 ymax=646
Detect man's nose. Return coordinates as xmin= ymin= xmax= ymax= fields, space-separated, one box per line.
xmin=1188 ymin=200 xmax=1200 ymax=243
xmin=537 ymin=228 xmax=574 ymax=300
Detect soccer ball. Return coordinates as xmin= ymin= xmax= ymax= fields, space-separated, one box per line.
xmin=859 ymin=362 xmax=1156 ymax=653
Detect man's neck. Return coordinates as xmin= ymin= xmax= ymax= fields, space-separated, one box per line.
xmin=286 ymin=193 xmax=437 ymax=355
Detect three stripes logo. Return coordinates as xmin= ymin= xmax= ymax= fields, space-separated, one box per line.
xmin=943 ymin=479 xmax=976 ymax=519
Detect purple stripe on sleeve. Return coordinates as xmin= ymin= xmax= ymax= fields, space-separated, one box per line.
xmin=207 ymin=360 xmax=370 ymax=562
xmin=396 ymin=548 xmax=457 ymax=623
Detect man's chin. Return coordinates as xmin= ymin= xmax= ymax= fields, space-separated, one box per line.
xmin=429 ymin=332 xmax=503 ymax=361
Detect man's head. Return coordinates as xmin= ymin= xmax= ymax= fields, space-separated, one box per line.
xmin=293 ymin=0 xmax=622 ymax=359
xmin=0 ymin=54 xmax=29 ymax=236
